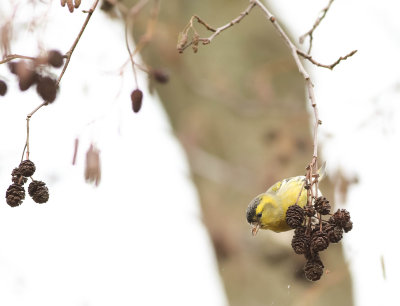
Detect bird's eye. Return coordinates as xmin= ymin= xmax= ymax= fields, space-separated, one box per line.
xmin=256 ymin=213 xmax=262 ymax=219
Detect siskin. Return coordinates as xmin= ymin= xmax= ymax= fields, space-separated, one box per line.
xmin=246 ymin=164 xmax=325 ymax=235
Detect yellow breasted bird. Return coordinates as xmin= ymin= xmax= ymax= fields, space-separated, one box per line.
xmin=246 ymin=164 xmax=325 ymax=235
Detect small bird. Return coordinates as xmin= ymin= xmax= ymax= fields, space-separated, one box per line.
xmin=246 ymin=164 xmax=325 ymax=235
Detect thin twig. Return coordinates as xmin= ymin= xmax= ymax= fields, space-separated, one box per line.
xmin=21 ymin=0 xmax=100 ymax=161
xmin=0 ymin=54 xmax=36 ymax=64
xmin=57 ymin=0 xmax=100 ymax=85
xmin=128 ymin=0 xmax=149 ymax=17
xmin=294 ymin=181 xmax=306 ymax=206
xmin=193 ymin=15 xmax=216 ymax=32
xmin=122 ymin=0 xmax=150 ymax=88
xmin=297 ymin=49 xmax=358 ymax=70
xmin=72 ymin=138 xmax=79 ymax=165
xmin=204 ymin=2 xmax=256 ymax=44
xmin=22 ymin=101 xmax=47 ymax=161
xmin=177 ymin=2 xmax=256 ymax=52
xmin=20 ymin=143 xmax=27 ymax=162
xmin=299 ymin=0 xmax=335 ymax=54
xmin=125 ymin=20 xmax=138 ymax=88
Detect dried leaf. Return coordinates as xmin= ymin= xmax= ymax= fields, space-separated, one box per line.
xmin=177 ymin=31 xmax=188 ymax=52
xmin=1 ymin=23 xmax=11 ymax=55
xmin=84 ymin=144 xmax=101 ymax=186
xmin=67 ymin=0 xmax=74 ymax=12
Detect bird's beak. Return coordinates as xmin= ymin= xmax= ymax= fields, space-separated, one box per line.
xmin=251 ymin=222 xmax=260 ymax=236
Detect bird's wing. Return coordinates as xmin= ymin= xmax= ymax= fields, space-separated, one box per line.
xmin=266 ymin=175 xmax=305 ymax=195
xmin=277 ymin=176 xmax=308 ymax=208
xmin=267 ymin=163 xmax=326 ymax=195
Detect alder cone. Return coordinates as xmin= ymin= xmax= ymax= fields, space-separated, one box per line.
xmin=101 ymin=0 xmax=115 ymax=11
xmin=0 ymin=80 xmax=7 ymax=96
xmin=152 ymin=69 xmax=169 ymax=84
xmin=314 ymin=196 xmax=331 ymax=215
xmin=28 ymin=180 xmax=49 ymax=204
xmin=286 ymin=204 xmax=305 ymax=229
xmin=326 ymin=224 xmax=343 ymax=243
xmin=48 ymin=50 xmax=64 ymax=68
xmin=19 ymin=160 xmax=36 ymax=177
xmin=37 ymin=76 xmax=58 ymax=103
xmin=310 ymin=230 xmax=329 ymax=252
xmin=6 ymin=183 xmax=25 ymax=207
xmin=291 ymin=226 xmax=309 ymax=254
xmin=304 ymin=259 xmax=324 ymax=281
xmin=131 ymin=89 xmax=143 ymax=113
xmin=11 ymin=168 xmax=28 ymax=185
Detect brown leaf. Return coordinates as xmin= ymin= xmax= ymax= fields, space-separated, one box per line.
xmin=67 ymin=0 xmax=74 ymax=12
xmin=84 ymin=144 xmax=101 ymax=186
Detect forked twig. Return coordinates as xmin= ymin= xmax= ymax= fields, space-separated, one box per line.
xmin=297 ymin=49 xmax=357 ymax=70
xmin=299 ymin=0 xmax=335 ymax=54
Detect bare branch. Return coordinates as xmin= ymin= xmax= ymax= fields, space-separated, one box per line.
xmin=203 ymin=2 xmax=256 ymax=45
xmin=299 ymin=0 xmax=335 ymax=54
xmin=0 ymin=54 xmax=36 ymax=65
xmin=177 ymin=2 xmax=256 ymax=53
xmin=297 ymin=49 xmax=358 ymax=70
xmin=57 ymin=0 xmax=100 ymax=85
xmin=192 ymin=15 xmax=216 ymax=33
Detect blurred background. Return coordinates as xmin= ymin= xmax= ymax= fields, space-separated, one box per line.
xmin=2 ymin=0 xmax=400 ymax=305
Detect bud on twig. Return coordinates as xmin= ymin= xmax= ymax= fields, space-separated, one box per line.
xmin=131 ymin=89 xmax=143 ymax=113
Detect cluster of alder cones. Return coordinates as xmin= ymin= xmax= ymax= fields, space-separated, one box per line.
xmin=0 ymin=50 xmax=64 ymax=103
xmin=5 ymin=160 xmax=49 ymax=207
xmin=286 ymin=196 xmax=353 ymax=281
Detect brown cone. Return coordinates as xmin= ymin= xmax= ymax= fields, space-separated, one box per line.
xmin=310 ymin=230 xmax=329 ymax=252
xmin=48 ymin=50 xmax=64 ymax=68
xmin=28 ymin=180 xmax=49 ymax=204
xmin=314 ymin=196 xmax=331 ymax=215
xmin=11 ymin=168 xmax=28 ymax=185
xmin=19 ymin=160 xmax=36 ymax=177
xmin=131 ymin=89 xmax=143 ymax=113
xmin=0 ymin=80 xmax=7 ymax=96
xmin=330 ymin=209 xmax=351 ymax=228
xmin=304 ymin=258 xmax=324 ymax=281
xmin=291 ymin=226 xmax=309 ymax=254
xmin=36 ymin=76 xmax=58 ymax=103
xmin=286 ymin=205 xmax=305 ymax=229
xmin=152 ymin=69 xmax=169 ymax=84
xmin=323 ymin=223 xmax=343 ymax=243
xmin=6 ymin=183 xmax=25 ymax=207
